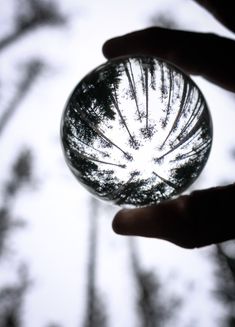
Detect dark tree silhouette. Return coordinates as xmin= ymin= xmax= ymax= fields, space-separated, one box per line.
xmin=107 ymin=63 xmax=138 ymax=148
xmin=66 ymin=126 xmax=111 ymax=159
xmin=137 ymin=57 xmax=155 ymax=129
xmin=4 ymin=150 xmax=33 ymax=200
xmin=0 ymin=264 xmax=31 ymax=327
xmin=153 ymin=171 xmax=177 ymax=190
xmin=169 ymin=158 xmax=202 ymax=192
xmin=83 ymin=198 xmax=108 ymax=327
xmin=0 ymin=149 xmax=33 ymax=258
xmin=0 ymin=209 xmax=12 ymax=259
xmin=172 ymin=92 xmax=202 ymax=144
xmin=155 ymin=109 xmax=211 ymax=164
xmin=159 ymin=77 xmax=194 ymax=150
xmin=123 ymin=59 xmax=142 ymax=120
xmin=0 ymin=0 xmax=66 ymax=51
xmin=129 ymin=238 xmax=181 ymax=327
xmin=67 ymin=104 xmax=130 ymax=158
xmin=160 ymin=67 xmax=174 ymax=129
xmin=135 ymin=57 xmax=157 ymax=138
xmin=0 ymin=2 xmax=70 ymax=327
xmin=173 ymin=137 xmax=211 ymax=162
xmin=213 ymin=243 xmax=235 ymax=327
xmin=0 ymin=60 xmax=44 ymax=137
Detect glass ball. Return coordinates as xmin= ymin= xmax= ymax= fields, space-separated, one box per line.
xmin=60 ymin=56 xmax=212 ymax=207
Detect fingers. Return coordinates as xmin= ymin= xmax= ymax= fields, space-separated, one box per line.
xmin=102 ymin=27 xmax=235 ymax=92
xmin=113 ymin=196 xmax=197 ymax=248
xmin=112 ymin=183 xmax=235 ymax=248
xmin=193 ymin=0 xmax=235 ymax=32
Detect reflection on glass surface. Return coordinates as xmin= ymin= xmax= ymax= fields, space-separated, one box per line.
xmin=60 ymin=56 xmax=213 ymax=206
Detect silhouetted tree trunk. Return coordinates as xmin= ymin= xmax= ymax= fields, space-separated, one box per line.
xmin=0 ymin=149 xmax=33 ymax=258
xmin=0 ymin=60 xmax=44 ymax=137
xmin=72 ymin=106 xmax=131 ymax=159
xmin=83 ymin=198 xmax=108 ymax=327
xmin=156 ymin=112 xmax=206 ymax=162
xmin=152 ymin=171 xmax=177 ymax=190
xmin=161 ymin=68 xmax=174 ymax=128
xmin=124 ymin=60 xmax=142 ymax=120
xmin=138 ymin=59 xmax=150 ymax=129
xmin=0 ymin=264 xmax=30 ymax=327
xmin=0 ymin=0 xmax=66 ymax=51
xmin=111 ymin=87 xmax=135 ymax=144
xmin=160 ymin=80 xmax=193 ymax=150
xmin=175 ymin=138 xmax=211 ymax=162
xmin=173 ymin=94 xmax=202 ymax=143
xmin=214 ymin=243 xmax=235 ymax=326
xmin=0 ymin=2 xmax=68 ymax=327
xmin=129 ymin=238 xmax=180 ymax=327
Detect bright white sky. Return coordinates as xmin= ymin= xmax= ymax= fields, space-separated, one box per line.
xmin=0 ymin=0 xmax=235 ymax=326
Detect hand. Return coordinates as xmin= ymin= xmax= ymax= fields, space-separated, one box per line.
xmin=102 ymin=0 xmax=235 ymax=248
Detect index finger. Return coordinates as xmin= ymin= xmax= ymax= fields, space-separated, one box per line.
xmin=102 ymin=27 xmax=235 ymax=92
xmin=194 ymin=0 xmax=235 ymax=32
xmin=112 ymin=183 xmax=235 ymax=248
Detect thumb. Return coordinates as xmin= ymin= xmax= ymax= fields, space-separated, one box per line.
xmin=112 ymin=183 xmax=235 ymax=248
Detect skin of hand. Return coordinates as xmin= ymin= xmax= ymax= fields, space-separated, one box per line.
xmin=102 ymin=0 xmax=235 ymax=248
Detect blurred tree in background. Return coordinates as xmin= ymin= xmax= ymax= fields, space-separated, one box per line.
xmin=129 ymin=238 xmax=181 ymax=327
xmin=0 ymin=141 xmax=33 ymax=327
xmin=214 ymin=235 xmax=235 ymax=326
xmin=0 ymin=0 xmax=66 ymax=51
xmin=83 ymin=198 xmax=108 ymax=327
xmin=0 ymin=149 xmax=33 ymax=258
xmin=0 ymin=60 xmax=44 ymax=137
xmin=150 ymin=10 xmax=179 ymax=30
xmin=0 ymin=0 xmax=67 ymax=326
xmin=0 ymin=264 xmax=30 ymax=327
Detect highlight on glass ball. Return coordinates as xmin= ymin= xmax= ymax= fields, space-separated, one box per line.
xmin=60 ymin=56 xmax=213 ymax=207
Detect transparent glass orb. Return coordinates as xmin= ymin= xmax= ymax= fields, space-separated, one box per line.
xmin=60 ymin=56 xmax=212 ymax=206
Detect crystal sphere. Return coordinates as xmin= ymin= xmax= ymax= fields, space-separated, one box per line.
xmin=60 ymin=56 xmax=212 ymax=206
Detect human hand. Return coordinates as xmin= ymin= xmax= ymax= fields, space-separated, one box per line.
xmin=102 ymin=0 xmax=235 ymax=248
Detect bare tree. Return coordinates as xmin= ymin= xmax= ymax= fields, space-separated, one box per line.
xmin=0 ymin=264 xmax=31 ymax=327
xmin=0 ymin=0 xmax=66 ymax=51
xmin=83 ymin=198 xmax=108 ymax=327
xmin=129 ymin=238 xmax=181 ymax=327
xmin=213 ymin=243 xmax=235 ymax=326
xmin=0 ymin=2 xmax=70 ymax=327
xmin=0 ymin=149 xmax=33 ymax=258
xmin=0 ymin=60 xmax=44 ymax=137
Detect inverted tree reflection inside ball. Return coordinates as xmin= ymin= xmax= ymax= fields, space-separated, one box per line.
xmin=61 ymin=56 xmax=212 ymax=206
